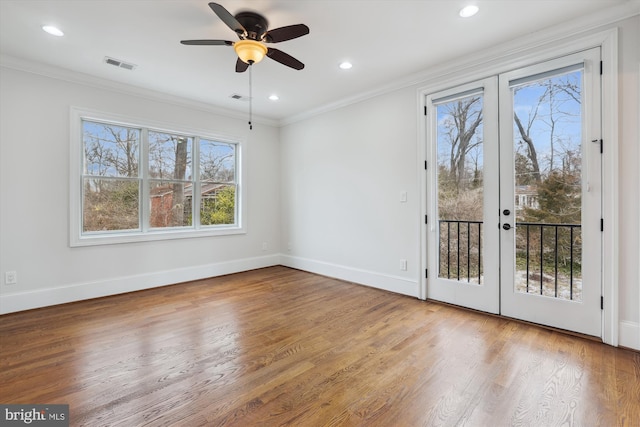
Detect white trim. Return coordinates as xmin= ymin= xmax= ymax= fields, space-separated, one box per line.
xmin=600 ymin=30 xmax=619 ymax=347
xmin=280 ymin=255 xmax=419 ymax=298
xmin=1 ymin=3 xmax=635 ymax=129
xmin=0 ymin=55 xmax=278 ymax=128
xmin=418 ymin=92 xmax=428 ymax=301
xmin=619 ymin=321 xmax=640 ymax=351
xmin=283 ymin=2 xmax=638 ymax=126
xmin=636 ymin=61 xmax=640 ymax=352
xmin=418 ymin=28 xmax=619 ymax=345
xmin=0 ymin=255 xmax=280 ymax=315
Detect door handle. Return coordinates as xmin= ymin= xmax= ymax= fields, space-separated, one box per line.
xmin=503 ymin=209 xmax=511 ymax=216
xmin=502 ymin=223 xmax=512 ymax=230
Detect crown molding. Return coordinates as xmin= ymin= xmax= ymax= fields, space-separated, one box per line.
xmin=0 ymin=54 xmax=279 ymax=128
xmin=281 ymin=0 xmax=639 ymax=126
xmin=1 ymin=0 xmax=636 ymax=129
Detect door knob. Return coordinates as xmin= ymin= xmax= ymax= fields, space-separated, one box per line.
xmin=503 ymin=209 xmax=511 ymax=216
xmin=502 ymin=223 xmax=512 ymax=230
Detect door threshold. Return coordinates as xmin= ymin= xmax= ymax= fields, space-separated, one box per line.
xmin=426 ymin=299 xmax=602 ymax=343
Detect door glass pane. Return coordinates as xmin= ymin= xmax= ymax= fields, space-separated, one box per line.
xmin=511 ymin=69 xmax=583 ymax=301
xmin=436 ymin=94 xmax=484 ymax=284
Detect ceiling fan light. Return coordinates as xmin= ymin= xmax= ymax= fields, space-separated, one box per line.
xmin=234 ymin=40 xmax=268 ymax=65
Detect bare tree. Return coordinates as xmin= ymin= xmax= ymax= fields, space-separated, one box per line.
xmin=104 ymin=126 xmax=138 ymax=177
xmin=442 ymin=97 xmax=483 ymax=189
xmin=513 ymin=97 xmax=543 ymax=183
xmin=172 ymin=136 xmax=188 ymax=225
xmin=200 ymin=143 xmax=234 ymax=182
xmin=514 ymin=74 xmax=582 ymax=183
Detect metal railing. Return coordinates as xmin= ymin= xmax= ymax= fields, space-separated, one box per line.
xmin=516 ymin=222 xmax=581 ymax=300
xmin=438 ymin=220 xmax=483 ymax=284
xmin=438 ymin=220 xmax=582 ymax=300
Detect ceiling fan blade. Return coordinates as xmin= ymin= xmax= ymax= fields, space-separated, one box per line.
xmin=235 ymin=58 xmax=249 ymax=73
xmin=266 ymin=48 xmax=304 ymax=70
xmin=209 ymin=2 xmax=246 ymax=38
xmin=264 ymin=24 xmax=310 ymax=43
xmin=180 ymin=39 xmax=233 ymax=46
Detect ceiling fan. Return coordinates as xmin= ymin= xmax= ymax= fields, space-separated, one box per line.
xmin=181 ymin=2 xmax=309 ymax=72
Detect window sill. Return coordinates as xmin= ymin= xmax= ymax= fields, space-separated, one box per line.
xmin=70 ymin=226 xmax=246 ymax=247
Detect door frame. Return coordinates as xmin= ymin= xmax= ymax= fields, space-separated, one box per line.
xmin=418 ymin=28 xmax=619 ymax=346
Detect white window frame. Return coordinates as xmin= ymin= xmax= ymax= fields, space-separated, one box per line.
xmin=70 ymin=107 xmax=246 ymax=247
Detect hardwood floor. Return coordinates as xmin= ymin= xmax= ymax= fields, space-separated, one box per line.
xmin=1 ymin=266 xmax=638 ymax=426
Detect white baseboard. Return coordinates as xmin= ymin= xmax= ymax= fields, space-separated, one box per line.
xmin=4 ymin=254 xmax=634 ymax=351
xmin=0 ymin=254 xmax=280 ymax=314
xmin=619 ymin=320 xmax=640 ymax=351
xmin=279 ymin=254 xmax=420 ymax=298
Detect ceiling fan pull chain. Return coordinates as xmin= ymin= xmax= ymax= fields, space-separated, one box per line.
xmin=249 ymin=62 xmax=253 ymax=130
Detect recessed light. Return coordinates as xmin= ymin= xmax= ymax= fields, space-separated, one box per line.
xmin=42 ymin=25 xmax=64 ymax=36
xmin=268 ymin=94 xmax=279 ymax=101
xmin=459 ymin=5 xmax=479 ymax=18
xmin=339 ymin=61 xmax=353 ymax=70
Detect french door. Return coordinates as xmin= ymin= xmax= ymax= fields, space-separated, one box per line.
xmin=426 ymin=48 xmax=602 ymax=336
xmin=426 ymin=78 xmax=500 ymax=314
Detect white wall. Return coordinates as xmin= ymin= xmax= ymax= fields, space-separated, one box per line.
xmin=0 ymin=66 xmax=281 ymax=313
xmin=617 ymin=14 xmax=640 ymax=348
xmin=280 ymin=87 xmax=421 ymax=296
xmin=280 ymin=15 xmax=639 ymax=349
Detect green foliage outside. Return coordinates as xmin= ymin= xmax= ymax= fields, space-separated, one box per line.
xmin=516 ymin=169 xmax=582 ymax=276
xmin=199 ymin=186 xmax=236 ymax=225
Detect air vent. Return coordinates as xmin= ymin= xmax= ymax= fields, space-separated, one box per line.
xmin=230 ymin=93 xmax=251 ymax=102
xmin=104 ymin=56 xmax=137 ymax=71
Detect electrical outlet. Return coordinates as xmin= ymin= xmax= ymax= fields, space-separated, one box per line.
xmin=262 ymin=242 xmax=268 ymax=251
xmin=5 ymin=271 xmax=17 ymax=285
xmin=400 ymin=259 xmax=407 ymax=271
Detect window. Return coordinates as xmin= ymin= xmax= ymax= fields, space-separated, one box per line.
xmin=71 ymin=108 xmax=243 ymax=246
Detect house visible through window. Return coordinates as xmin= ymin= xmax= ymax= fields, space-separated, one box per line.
xmin=73 ymin=114 xmax=242 ymax=245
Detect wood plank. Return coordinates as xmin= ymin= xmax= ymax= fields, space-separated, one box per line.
xmin=0 ymin=266 xmax=638 ymax=426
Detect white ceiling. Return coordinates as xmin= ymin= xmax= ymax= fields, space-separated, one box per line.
xmin=0 ymin=0 xmax=634 ymax=123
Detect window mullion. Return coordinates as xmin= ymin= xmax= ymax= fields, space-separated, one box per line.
xmin=234 ymin=144 xmax=239 ymax=227
xmin=140 ymin=128 xmax=150 ymax=232
xmin=193 ymin=136 xmax=201 ymax=230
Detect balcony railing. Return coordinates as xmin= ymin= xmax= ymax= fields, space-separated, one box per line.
xmin=517 ymin=222 xmax=582 ymax=301
xmin=438 ymin=220 xmax=582 ymax=301
xmin=438 ymin=220 xmax=483 ymax=284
